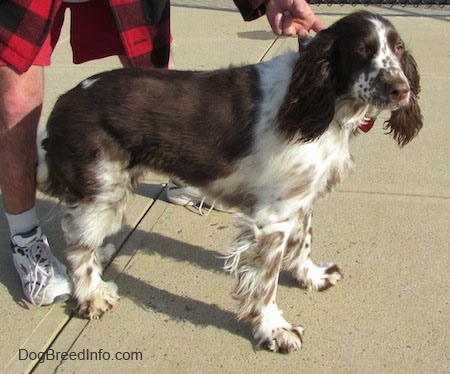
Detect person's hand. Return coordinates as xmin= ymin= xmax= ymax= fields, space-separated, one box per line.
xmin=265 ymin=0 xmax=326 ymax=38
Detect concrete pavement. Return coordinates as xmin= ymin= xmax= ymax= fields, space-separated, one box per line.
xmin=1 ymin=3 xmax=449 ymax=373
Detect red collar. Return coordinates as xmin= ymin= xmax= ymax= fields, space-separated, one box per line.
xmin=359 ymin=117 xmax=375 ymax=133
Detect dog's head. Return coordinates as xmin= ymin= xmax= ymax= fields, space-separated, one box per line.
xmin=277 ymin=11 xmax=423 ymax=146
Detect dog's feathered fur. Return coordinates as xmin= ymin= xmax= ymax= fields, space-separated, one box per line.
xmin=39 ymin=12 xmax=422 ymax=353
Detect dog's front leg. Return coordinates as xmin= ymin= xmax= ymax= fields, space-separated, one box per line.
xmin=67 ymin=245 xmax=119 ymax=319
xmin=227 ymin=219 xmax=303 ymax=353
xmin=284 ymin=208 xmax=343 ymax=291
xmin=61 ymin=202 xmax=124 ymax=319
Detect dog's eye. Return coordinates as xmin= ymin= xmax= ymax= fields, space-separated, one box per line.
xmin=394 ymin=42 xmax=404 ymax=56
xmin=356 ymin=45 xmax=373 ymax=58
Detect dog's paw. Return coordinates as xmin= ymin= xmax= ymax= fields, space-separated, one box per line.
xmin=299 ymin=263 xmax=343 ymax=291
xmin=257 ymin=326 xmax=304 ymax=354
xmin=76 ymin=281 xmax=119 ymax=319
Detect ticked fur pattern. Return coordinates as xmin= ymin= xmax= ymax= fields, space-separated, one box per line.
xmin=38 ymin=12 xmax=422 ymax=353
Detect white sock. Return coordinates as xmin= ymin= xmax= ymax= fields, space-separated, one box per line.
xmin=5 ymin=207 xmax=40 ymax=238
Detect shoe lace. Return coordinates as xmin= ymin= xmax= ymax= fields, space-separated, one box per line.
xmin=197 ymin=197 xmax=214 ymax=216
xmin=24 ymin=240 xmax=55 ymax=306
xmin=169 ymin=181 xmax=219 ymax=216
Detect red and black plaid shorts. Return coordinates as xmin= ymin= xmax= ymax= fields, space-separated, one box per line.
xmin=0 ymin=0 xmax=125 ymax=69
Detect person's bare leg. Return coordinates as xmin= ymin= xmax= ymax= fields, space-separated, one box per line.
xmin=0 ymin=65 xmax=43 ymax=215
xmin=0 ymin=65 xmax=72 ymax=305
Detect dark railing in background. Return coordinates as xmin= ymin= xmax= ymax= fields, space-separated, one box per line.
xmin=309 ymin=0 xmax=448 ymax=7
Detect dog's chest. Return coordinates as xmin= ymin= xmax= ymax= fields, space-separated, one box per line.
xmin=213 ymin=126 xmax=355 ymax=217
xmin=206 ymin=120 xmax=355 ymax=218
xmin=273 ymin=130 xmax=354 ymax=202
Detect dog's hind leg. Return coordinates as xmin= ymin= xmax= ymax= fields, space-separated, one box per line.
xmin=225 ymin=216 xmax=304 ymax=353
xmin=283 ymin=208 xmax=343 ymax=291
xmin=63 ymin=198 xmax=127 ymax=319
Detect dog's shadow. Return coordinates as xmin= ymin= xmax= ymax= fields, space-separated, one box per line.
xmin=104 ymin=227 xmax=251 ymax=339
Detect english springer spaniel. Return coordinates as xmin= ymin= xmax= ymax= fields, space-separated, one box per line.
xmin=38 ymin=11 xmax=422 ymax=353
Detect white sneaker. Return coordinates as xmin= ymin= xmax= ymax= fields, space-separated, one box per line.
xmin=166 ymin=181 xmax=234 ymax=215
xmin=11 ymin=226 xmax=72 ymax=306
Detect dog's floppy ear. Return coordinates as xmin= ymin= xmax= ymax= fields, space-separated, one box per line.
xmin=384 ymin=50 xmax=423 ymax=147
xmin=277 ymin=32 xmax=336 ymax=143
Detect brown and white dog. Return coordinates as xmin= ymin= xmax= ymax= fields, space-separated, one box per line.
xmin=38 ymin=11 xmax=422 ymax=353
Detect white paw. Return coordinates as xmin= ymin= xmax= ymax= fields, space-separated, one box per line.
xmin=76 ymin=281 xmax=119 ymax=319
xmin=300 ymin=263 xmax=343 ymax=291
xmin=257 ymin=326 xmax=304 ymax=353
